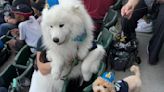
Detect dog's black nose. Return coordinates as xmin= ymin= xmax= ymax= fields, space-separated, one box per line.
xmin=53 ymin=38 xmax=59 ymax=43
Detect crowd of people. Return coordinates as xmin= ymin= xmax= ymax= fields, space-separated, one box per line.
xmin=0 ymin=0 xmax=43 ymax=53
xmin=0 ymin=0 xmax=164 ymax=91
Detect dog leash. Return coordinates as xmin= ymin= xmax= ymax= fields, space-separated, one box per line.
xmin=133 ymin=7 xmax=148 ymax=12
xmin=123 ymin=7 xmax=148 ymax=19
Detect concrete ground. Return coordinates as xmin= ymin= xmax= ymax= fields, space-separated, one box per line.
xmin=0 ymin=32 xmax=164 ymax=92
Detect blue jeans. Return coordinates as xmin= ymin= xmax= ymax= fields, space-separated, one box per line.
xmin=0 ymin=87 xmax=7 ymax=92
xmin=0 ymin=23 xmax=16 ymax=37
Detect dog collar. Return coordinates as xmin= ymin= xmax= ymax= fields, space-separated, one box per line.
xmin=46 ymin=0 xmax=59 ymax=9
xmin=73 ymin=31 xmax=87 ymax=42
xmin=101 ymin=72 xmax=115 ymax=83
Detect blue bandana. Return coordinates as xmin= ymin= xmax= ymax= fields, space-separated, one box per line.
xmin=73 ymin=31 xmax=87 ymax=42
xmin=101 ymin=72 xmax=115 ymax=83
xmin=47 ymin=0 xmax=59 ymax=8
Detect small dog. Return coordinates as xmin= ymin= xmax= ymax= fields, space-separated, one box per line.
xmin=92 ymin=65 xmax=142 ymax=92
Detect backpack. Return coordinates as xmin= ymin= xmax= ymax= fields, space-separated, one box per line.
xmin=110 ymin=39 xmax=141 ymax=71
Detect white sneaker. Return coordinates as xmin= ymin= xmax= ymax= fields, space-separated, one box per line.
xmin=135 ymin=19 xmax=153 ymax=33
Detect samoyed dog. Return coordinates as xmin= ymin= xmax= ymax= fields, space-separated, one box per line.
xmin=30 ymin=0 xmax=105 ymax=92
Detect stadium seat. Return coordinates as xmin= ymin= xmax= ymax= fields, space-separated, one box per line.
xmin=103 ymin=9 xmax=118 ymax=30
xmin=97 ymin=28 xmax=113 ymax=51
xmin=110 ymin=0 xmax=122 ymax=10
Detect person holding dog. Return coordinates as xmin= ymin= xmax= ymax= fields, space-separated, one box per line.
xmin=121 ymin=0 xmax=164 ymax=65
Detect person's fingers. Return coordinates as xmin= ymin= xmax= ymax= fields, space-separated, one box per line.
xmin=125 ymin=11 xmax=132 ymax=18
xmin=121 ymin=5 xmax=129 ymax=16
xmin=121 ymin=7 xmax=126 ymax=16
xmin=122 ymin=4 xmax=134 ymax=19
xmin=125 ymin=5 xmax=131 ymax=14
xmin=128 ymin=12 xmax=133 ymax=19
xmin=121 ymin=4 xmax=132 ymax=17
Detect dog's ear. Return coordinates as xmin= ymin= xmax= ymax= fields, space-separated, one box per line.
xmin=72 ymin=5 xmax=80 ymax=11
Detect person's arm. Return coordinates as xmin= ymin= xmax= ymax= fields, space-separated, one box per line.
xmin=7 ymin=18 xmax=17 ymax=25
xmin=10 ymin=28 xmax=19 ymax=38
xmin=18 ymin=23 xmax=25 ymax=40
xmin=4 ymin=16 xmax=17 ymax=24
xmin=36 ymin=52 xmax=51 ymax=75
xmin=121 ymin=0 xmax=140 ymax=19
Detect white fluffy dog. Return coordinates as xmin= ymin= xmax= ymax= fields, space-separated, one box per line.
xmin=31 ymin=0 xmax=105 ymax=92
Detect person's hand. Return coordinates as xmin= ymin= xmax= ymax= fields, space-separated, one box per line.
xmin=7 ymin=18 xmax=17 ymax=25
xmin=37 ymin=52 xmax=51 ymax=75
xmin=121 ymin=2 xmax=135 ymax=19
xmin=10 ymin=28 xmax=19 ymax=37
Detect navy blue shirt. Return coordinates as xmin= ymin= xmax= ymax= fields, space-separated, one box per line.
xmin=114 ymin=80 xmax=129 ymax=92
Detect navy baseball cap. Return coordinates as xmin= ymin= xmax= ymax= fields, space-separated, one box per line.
xmin=12 ymin=4 xmax=33 ymax=17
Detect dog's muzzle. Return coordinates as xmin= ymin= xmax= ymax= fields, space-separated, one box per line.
xmin=53 ymin=37 xmax=59 ymax=43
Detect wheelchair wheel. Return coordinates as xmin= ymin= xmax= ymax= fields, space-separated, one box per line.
xmin=135 ymin=56 xmax=141 ymax=64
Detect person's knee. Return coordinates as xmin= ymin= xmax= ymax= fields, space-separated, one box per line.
xmin=0 ymin=23 xmax=16 ymax=36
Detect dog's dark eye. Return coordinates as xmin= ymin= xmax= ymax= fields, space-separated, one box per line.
xmin=103 ymin=85 xmax=107 ymax=88
xmin=97 ymin=84 xmax=100 ymax=86
xmin=59 ymin=24 xmax=64 ymax=28
xmin=50 ymin=25 xmax=53 ymax=28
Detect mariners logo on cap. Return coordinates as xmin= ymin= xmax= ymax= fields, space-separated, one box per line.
xmin=101 ymin=72 xmax=115 ymax=83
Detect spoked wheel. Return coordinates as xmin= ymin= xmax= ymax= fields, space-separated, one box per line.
xmin=135 ymin=56 xmax=141 ymax=64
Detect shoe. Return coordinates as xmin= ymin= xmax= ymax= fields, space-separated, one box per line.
xmin=147 ymin=45 xmax=159 ymax=65
xmin=135 ymin=19 xmax=153 ymax=33
xmin=148 ymin=57 xmax=159 ymax=65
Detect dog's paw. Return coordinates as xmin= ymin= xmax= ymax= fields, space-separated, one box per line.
xmin=82 ymin=73 xmax=92 ymax=81
xmin=51 ymin=68 xmax=61 ymax=80
xmin=91 ymin=62 xmax=100 ymax=74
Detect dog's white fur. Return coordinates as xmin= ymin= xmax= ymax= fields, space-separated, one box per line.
xmin=93 ymin=65 xmax=142 ymax=92
xmin=38 ymin=0 xmax=105 ymax=92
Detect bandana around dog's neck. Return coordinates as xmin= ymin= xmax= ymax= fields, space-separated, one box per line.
xmin=73 ymin=31 xmax=87 ymax=42
xmin=101 ymin=72 xmax=115 ymax=83
xmin=46 ymin=0 xmax=59 ymax=9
